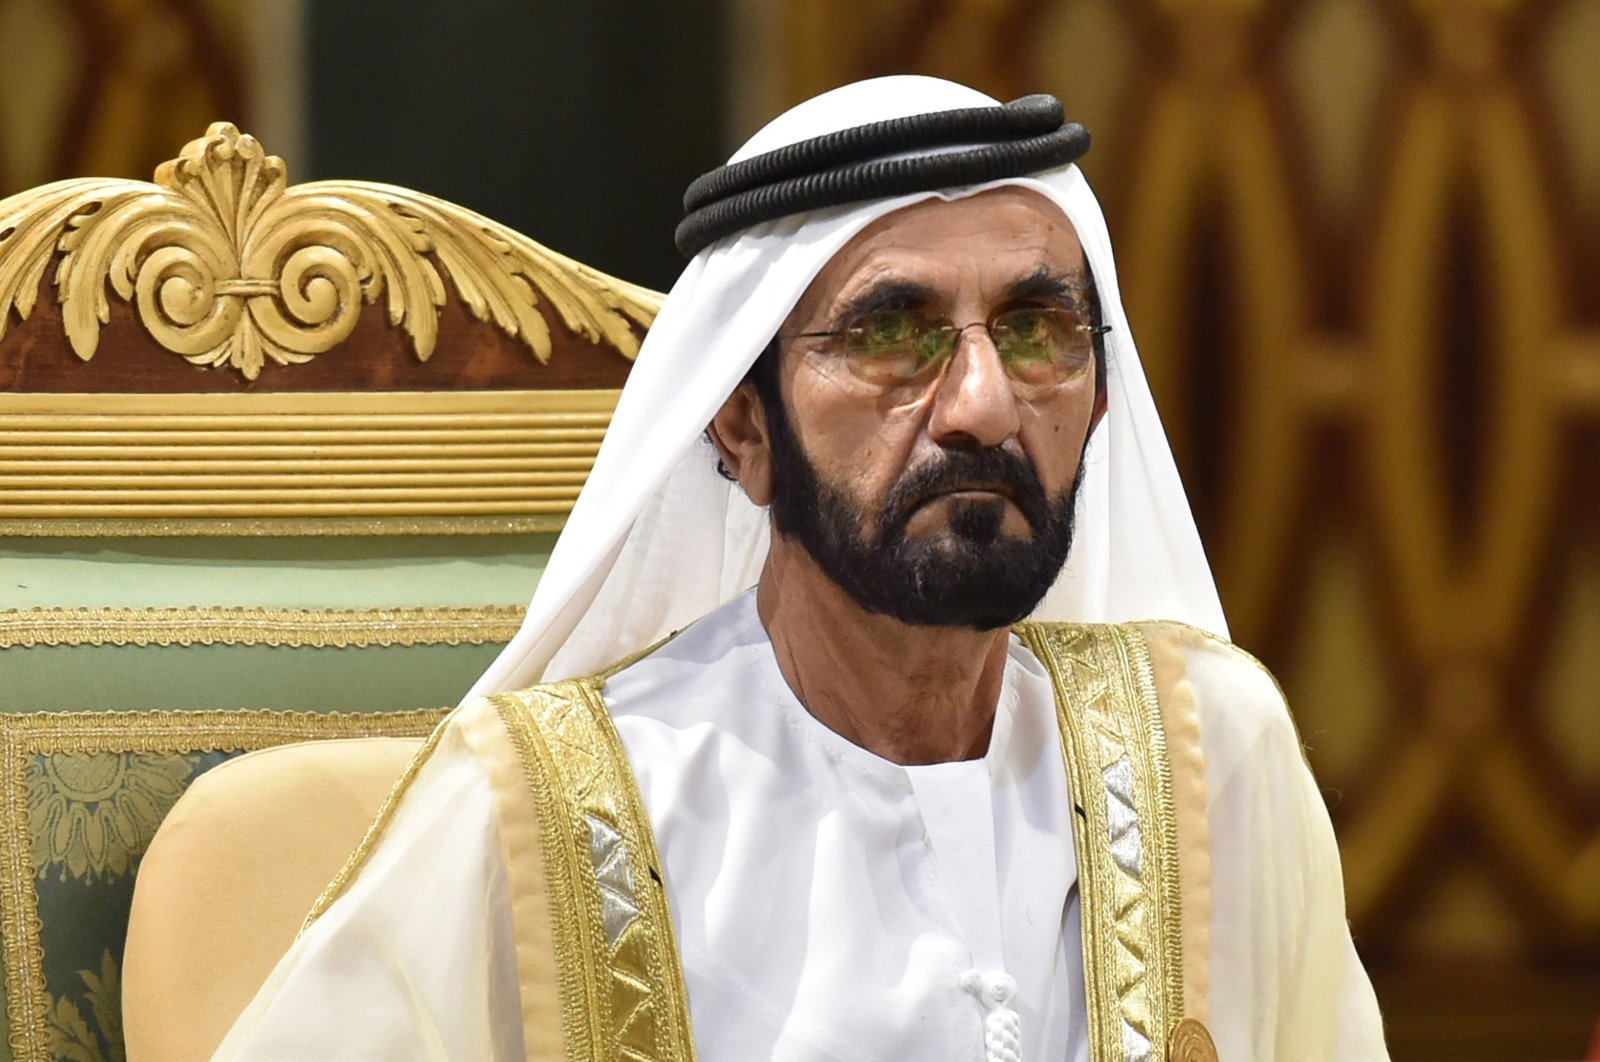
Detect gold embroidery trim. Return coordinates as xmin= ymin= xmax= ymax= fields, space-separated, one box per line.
xmin=455 ymin=695 xmax=566 ymax=1061
xmin=0 ymin=706 xmax=447 ymax=1062
xmin=0 ymin=515 xmax=568 ymax=537
xmin=1016 ymin=622 xmax=1185 ymax=1062
xmin=0 ymin=605 xmax=526 ymax=649
xmin=492 ymin=680 xmax=695 ymax=1062
xmin=491 ymin=684 xmax=603 ymax=1059
xmin=1139 ymin=623 xmax=1212 ymax=1025
xmin=575 ymin=680 xmax=695 ymax=1062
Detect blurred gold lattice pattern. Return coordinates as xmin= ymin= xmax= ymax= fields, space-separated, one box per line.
xmin=0 ymin=0 xmax=246 ymax=193
xmin=2 ymin=0 xmax=1598 ymax=1057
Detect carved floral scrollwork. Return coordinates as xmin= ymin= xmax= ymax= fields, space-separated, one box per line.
xmin=0 ymin=122 xmax=662 ymax=380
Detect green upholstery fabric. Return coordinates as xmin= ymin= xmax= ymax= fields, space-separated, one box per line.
xmin=3 ymin=644 xmax=505 ymax=716
xmin=0 ymin=709 xmax=446 ymax=1062
xmin=0 ymin=530 xmax=555 ymax=1060
xmin=0 ymin=534 xmax=553 ymax=716
xmin=0 ymin=535 xmax=556 ymax=612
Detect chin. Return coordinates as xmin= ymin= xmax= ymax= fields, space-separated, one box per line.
xmin=942 ymin=496 xmax=1014 ymax=547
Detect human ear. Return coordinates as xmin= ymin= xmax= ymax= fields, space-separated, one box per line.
xmin=707 ymin=383 xmax=775 ymax=506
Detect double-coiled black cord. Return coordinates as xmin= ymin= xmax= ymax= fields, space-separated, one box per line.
xmin=675 ymin=94 xmax=1089 ymax=258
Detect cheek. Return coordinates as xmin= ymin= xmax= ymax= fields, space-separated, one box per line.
xmin=1022 ymin=386 xmax=1097 ymax=489
xmin=789 ymin=372 xmax=923 ymax=495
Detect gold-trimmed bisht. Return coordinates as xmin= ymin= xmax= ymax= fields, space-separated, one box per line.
xmin=303 ymin=621 xmax=1215 ymax=1061
xmin=1016 ymin=621 xmax=1214 ymax=1062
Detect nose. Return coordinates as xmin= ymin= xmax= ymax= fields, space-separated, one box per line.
xmin=927 ymin=327 xmax=1022 ymax=450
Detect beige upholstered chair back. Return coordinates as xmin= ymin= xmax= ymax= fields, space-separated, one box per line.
xmin=122 ymin=737 xmax=424 ymax=1062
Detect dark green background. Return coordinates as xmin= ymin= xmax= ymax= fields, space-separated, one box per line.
xmin=305 ymin=0 xmax=730 ymax=293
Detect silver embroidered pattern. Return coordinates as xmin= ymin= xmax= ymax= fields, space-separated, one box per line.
xmin=585 ymin=813 xmax=641 ymax=951
xmin=1103 ymin=756 xmax=1143 ymax=880
xmin=1122 ymin=1019 xmax=1153 ymax=1062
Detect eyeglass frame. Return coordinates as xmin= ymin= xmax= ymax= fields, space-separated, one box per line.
xmin=776 ymin=306 xmax=1112 ymax=392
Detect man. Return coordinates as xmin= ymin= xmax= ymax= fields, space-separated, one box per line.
xmin=215 ymin=77 xmax=1387 ymax=1060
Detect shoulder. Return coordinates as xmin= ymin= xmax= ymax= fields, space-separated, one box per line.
xmin=599 ymin=593 xmax=773 ymax=725
xmin=471 ymin=599 xmax=762 ymax=756
xmin=472 ymin=676 xmax=601 ymax=717
xmin=471 ymin=596 xmax=768 ymax=733
xmin=1132 ymin=619 xmax=1281 ymax=705
xmin=1126 ymin=623 xmax=1344 ymax=899
xmin=1017 ymin=620 xmax=1291 ymax=733
xmin=1016 ymin=618 xmax=1306 ymax=773
xmin=1132 ymin=620 xmax=1307 ymax=767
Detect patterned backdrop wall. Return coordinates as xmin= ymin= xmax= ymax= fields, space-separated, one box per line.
xmin=772 ymin=0 xmax=1600 ymax=1058
xmin=3 ymin=0 xmax=1598 ymax=1059
xmin=0 ymin=0 xmax=254 ymax=195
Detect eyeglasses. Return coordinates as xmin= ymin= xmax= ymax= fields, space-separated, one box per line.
xmin=780 ymin=307 xmax=1109 ymax=395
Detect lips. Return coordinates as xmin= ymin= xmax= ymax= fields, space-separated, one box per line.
xmin=882 ymin=448 xmax=1050 ymax=537
xmin=912 ymin=485 xmax=1017 ymax=514
xmin=930 ymin=483 xmax=1015 ymax=501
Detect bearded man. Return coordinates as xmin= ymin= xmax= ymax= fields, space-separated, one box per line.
xmin=214 ymin=78 xmax=1388 ymax=1062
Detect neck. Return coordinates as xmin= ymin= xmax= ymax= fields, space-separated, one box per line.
xmin=756 ymin=534 xmax=1011 ymax=766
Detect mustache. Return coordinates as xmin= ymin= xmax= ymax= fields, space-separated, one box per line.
xmin=881 ymin=447 xmax=1051 ymax=536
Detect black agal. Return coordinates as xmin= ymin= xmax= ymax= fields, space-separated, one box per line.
xmin=675 ymin=94 xmax=1090 ymax=258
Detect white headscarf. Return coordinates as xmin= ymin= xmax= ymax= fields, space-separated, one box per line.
xmin=467 ymin=76 xmax=1225 ymax=697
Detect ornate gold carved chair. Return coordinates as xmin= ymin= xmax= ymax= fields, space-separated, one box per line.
xmin=0 ymin=123 xmax=658 ymax=1062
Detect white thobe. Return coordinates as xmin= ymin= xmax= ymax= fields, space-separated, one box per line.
xmin=605 ymin=592 xmax=1084 ymax=1061
xmin=214 ymin=591 xmax=1388 ymax=1060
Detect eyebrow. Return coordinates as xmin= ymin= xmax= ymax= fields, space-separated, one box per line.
xmin=829 ymin=279 xmax=938 ymax=330
xmin=1004 ymin=266 xmax=1092 ymax=312
xmin=826 ymin=265 xmax=1094 ymax=330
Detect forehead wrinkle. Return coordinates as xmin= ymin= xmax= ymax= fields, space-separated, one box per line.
xmin=788 ymin=190 xmax=1086 ymax=332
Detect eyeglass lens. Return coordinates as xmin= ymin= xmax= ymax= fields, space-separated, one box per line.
xmin=840 ymin=309 xmax=1095 ymax=393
